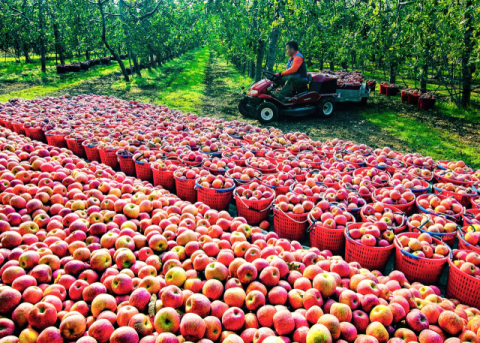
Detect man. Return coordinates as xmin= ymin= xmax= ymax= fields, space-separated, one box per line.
xmin=273 ymin=41 xmax=308 ymax=101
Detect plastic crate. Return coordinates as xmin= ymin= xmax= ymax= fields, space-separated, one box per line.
xmin=307 ymin=213 xmax=355 ymax=255
xmin=196 ymin=181 xmax=234 ymax=212
xmin=273 ymin=207 xmax=309 ymax=242
xmin=83 ymin=144 xmax=101 ymax=163
xmin=65 ymin=137 xmax=86 ymax=159
xmin=394 ymin=232 xmax=450 ymax=285
xmin=12 ymin=123 xmax=25 ymax=135
xmin=46 ymin=134 xmax=67 ymax=148
xmin=25 ymin=127 xmax=46 ymax=143
xmin=117 ymin=153 xmax=136 ymax=176
xmin=174 ymin=176 xmax=197 ymax=203
xmin=446 ymin=250 xmax=480 ymax=308
xmin=344 ymin=223 xmax=395 ymax=271
xmin=135 ymin=159 xmax=153 ymax=183
xmin=99 ymin=148 xmax=119 ymax=170
xmin=235 ymin=190 xmax=275 ymax=226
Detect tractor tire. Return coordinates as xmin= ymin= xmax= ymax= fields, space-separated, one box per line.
xmin=239 ymin=97 xmax=251 ymax=117
xmin=317 ymin=98 xmax=336 ymax=118
xmin=256 ymin=102 xmax=279 ymax=124
xmin=360 ymin=97 xmax=368 ymax=105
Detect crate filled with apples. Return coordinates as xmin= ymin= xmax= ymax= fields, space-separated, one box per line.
xmin=179 ymin=151 xmax=209 ymax=166
xmin=373 ymin=146 xmax=403 ymax=159
xmin=234 ymin=182 xmax=275 ymax=225
xmin=361 ymin=202 xmax=407 ymax=233
xmin=437 ymin=160 xmax=473 ymax=174
xmin=265 ymin=136 xmax=291 ymax=150
xmin=447 ymin=250 xmax=480 ymax=308
xmin=337 ymin=153 xmax=366 ymax=168
xmin=372 ymin=186 xmax=416 ymax=215
xmin=308 ymin=200 xmax=356 ymax=230
xmin=397 ymin=232 xmax=450 ymax=258
xmin=246 ymin=157 xmax=277 ymax=173
xmin=434 ymin=170 xmax=476 ymax=186
xmin=264 ymin=149 xmax=296 ymax=163
xmin=404 ymin=166 xmax=434 ymax=181
xmin=273 ymin=192 xmax=313 ymax=241
xmin=276 ymin=160 xmax=309 ymax=181
xmin=389 ymin=172 xmax=429 ymax=194
xmin=222 ymin=149 xmax=254 ymax=166
xmin=226 ymin=166 xmax=263 ymax=184
xmin=348 ymin=222 xmax=395 ymax=247
xmin=321 ymin=159 xmax=357 ymax=174
xmin=408 ymin=213 xmax=458 ymax=246
xmin=366 ymin=153 xmax=404 ymax=172
xmin=402 ymin=152 xmax=435 ymax=169
xmin=353 ymin=167 xmax=391 ymax=187
xmin=320 ymin=186 xmax=367 ymax=212
xmin=202 ymin=157 xmax=235 ymax=174
xmin=289 ymin=178 xmax=329 ymax=203
xmin=416 ymin=194 xmax=465 ymax=220
xmin=288 ymin=141 xmax=316 ymax=155
xmin=260 ymin=172 xmax=296 ymax=196
xmin=344 ymin=143 xmax=373 ymax=156
xmin=433 ymin=182 xmax=478 ymax=207
xmin=344 ymin=222 xmax=396 ymax=271
xmin=295 ymin=152 xmax=326 ymax=168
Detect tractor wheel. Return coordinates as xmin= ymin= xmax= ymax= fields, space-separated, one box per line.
xmin=360 ymin=97 xmax=368 ymax=105
xmin=256 ymin=102 xmax=279 ymax=124
xmin=238 ymin=97 xmax=250 ymax=117
xmin=317 ymin=98 xmax=336 ymax=118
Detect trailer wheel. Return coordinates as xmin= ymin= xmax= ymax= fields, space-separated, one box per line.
xmin=238 ymin=97 xmax=250 ymax=117
xmin=256 ymin=102 xmax=279 ymax=124
xmin=317 ymin=98 xmax=336 ymax=118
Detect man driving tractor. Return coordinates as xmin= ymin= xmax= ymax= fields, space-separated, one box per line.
xmin=272 ymin=41 xmax=308 ymax=101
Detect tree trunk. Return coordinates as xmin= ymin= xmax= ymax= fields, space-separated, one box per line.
xmin=265 ymin=27 xmax=280 ymax=72
xmin=53 ymin=23 xmax=65 ymax=65
xmin=255 ymin=39 xmax=265 ymax=82
xmin=150 ymin=51 xmax=155 ymax=68
xmin=389 ymin=62 xmax=397 ymax=84
xmin=250 ymin=60 xmax=255 ymax=79
xmin=39 ymin=0 xmax=46 ymax=72
xmin=98 ymin=0 xmax=129 ymax=82
xmin=86 ymin=50 xmax=90 ymax=60
xmin=420 ymin=63 xmax=428 ymax=93
xmin=462 ymin=0 xmax=473 ymax=107
xmin=329 ymin=61 xmax=334 ymax=71
xmin=132 ymin=53 xmax=141 ymax=77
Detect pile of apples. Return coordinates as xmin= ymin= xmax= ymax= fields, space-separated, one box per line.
xmin=463 ymin=227 xmax=480 ymax=249
xmin=349 ymin=223 xmax=395 ymax=247
xmin=402 ymin=153 xmax=435 ymax=169
xmin=452 ymin=250 xmax=480 ymax=278
xmin=389 ymin=172 xmax=427 ymax=190
xmin=397 ymin=232 xmax=450 ymax=258
xmin=435 ymin=171 xmax=475 ymax=184
xmin=405 ymin=167 xmax=433 ymax=181
xmin=2 ymin=96 xmax=480 ymax=343
xmin=235 ymin=182 xmax=275 ymax=201
xmin=197 ymin=174 xmax=234 ymax=189
xmin=222 ymin=149 xmax=255 ymax=165
xmin=203 ymin=158 xmax=235 ymax=172
xmin=341 ymin=153 xmax=366 ymax=166
xmin=275 ymin=193 xmax=315 ymax=214
xmin=227 ymin=167 xmax=262 ymax=182
xmin=354 ymin=168 xmax=391 ymax=187
xmin=417 ymin=194 xmax=464 ymax=216
xmin=309 ymin=201 xmax=356 ymax=231
xmin=373 ymin=186 xmax=415 ymax=205
xmin=264 ymin=150 xmax=296 ymax=162
xmin=321 ymin=160 xmax=357 ymax=173
xmin=151 ymin=159 xmax=180 ymax=172
xmin=246 ymin=157 xmax=277 ymax=171
xmin=344 ymin=143 xmax=372 ymax=155
xmin=362 ymin=203 xmax=406 ymax=230
xmin=295 ymin=152 xmax=325 ymax=167
xmin=408 ymin=213 xmax=458 ymax=234
xmin=289 ymin=141 xmax=315 ymax=154
xmin=261 ymin=172 xmax=296 ymax=188
xmin=434 ymin=183 xmax=477 ymax=195
xmin=366 ymin=154 xmax=403 ymax=169
xmin=437 ymin=160 xmax=473 ymax=174
xmin=179 ymin=151 xmax=208 ymax=164
xmin=174 ymin=166 xmax=210 ymax=180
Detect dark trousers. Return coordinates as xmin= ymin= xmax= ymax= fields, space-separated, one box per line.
xmin=277 ymin=76 xmax=308 ymax=100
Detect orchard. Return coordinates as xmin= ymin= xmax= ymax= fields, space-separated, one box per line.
xmin=0 ymin=94 xmax=479 ymax=343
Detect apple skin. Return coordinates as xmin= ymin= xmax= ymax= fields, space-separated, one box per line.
xmin=88 ymin=319 xmax=115 ymax=343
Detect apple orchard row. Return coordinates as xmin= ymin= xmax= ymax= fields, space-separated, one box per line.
xmin=0 ymin=95 xmax=479 ymax=343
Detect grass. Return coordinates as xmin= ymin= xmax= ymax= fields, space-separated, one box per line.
xmin=0 ymin=63 xmax=120 ymax=102
xmin=359 ymin=107 xmax=480 ymax=167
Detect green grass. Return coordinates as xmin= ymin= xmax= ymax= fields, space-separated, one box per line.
xmin=360 ymin=108 xmax=480 ymax=167
xmin=0 ymin=63 xmax=120 ymax=102
xmin=108 ymin=48 xmax=210 ymax=112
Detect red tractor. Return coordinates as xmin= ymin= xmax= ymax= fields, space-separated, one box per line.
xmin=239 ymin=71 xmax=338 ymax=123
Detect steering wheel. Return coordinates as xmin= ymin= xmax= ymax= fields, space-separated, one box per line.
xmin=263 ymin=71 xmax=280 ymax=82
